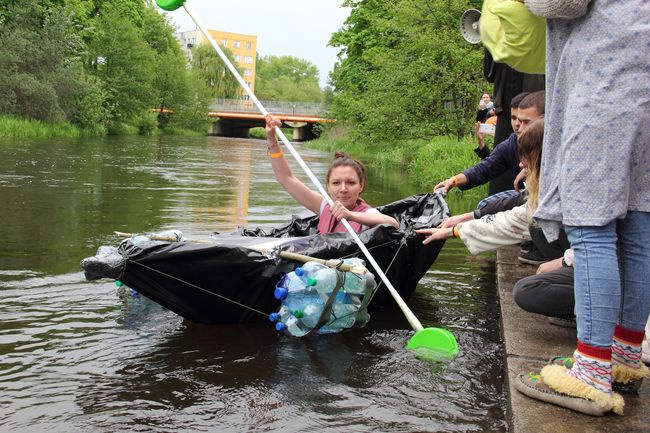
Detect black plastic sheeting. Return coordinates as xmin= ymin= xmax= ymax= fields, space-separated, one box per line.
xmin=82 ymin=192 xmax=449 ymax=324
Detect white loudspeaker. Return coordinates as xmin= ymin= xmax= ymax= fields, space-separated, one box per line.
xmin=460 ymin=9 xmax=481 ymax=44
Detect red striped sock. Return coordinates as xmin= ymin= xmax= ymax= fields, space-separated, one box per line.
xmin=612 ymin=324 xmax=645 ymax=369
xmin=569 ymin=341 xmax=612 ymax=394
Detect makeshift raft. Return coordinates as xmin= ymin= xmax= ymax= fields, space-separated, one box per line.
xmin=81 ymin=192 xmax=449 ymax=324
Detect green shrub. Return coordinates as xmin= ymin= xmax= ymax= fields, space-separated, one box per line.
xmin=409 ymin=136 xmax=487 ymax=201
xmin=136 ymin=112 xmax=159 ymax=136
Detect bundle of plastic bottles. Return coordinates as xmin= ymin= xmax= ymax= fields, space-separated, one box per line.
xmin=269 ymin=258 xmax=377 ymax=336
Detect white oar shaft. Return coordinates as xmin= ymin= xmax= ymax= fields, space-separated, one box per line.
xmin=182 ymin=3 xmax=423 ymax=332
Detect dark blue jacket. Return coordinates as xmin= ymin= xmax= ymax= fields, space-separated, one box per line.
xmin=461 ymin=133 xmax=521 ymax=190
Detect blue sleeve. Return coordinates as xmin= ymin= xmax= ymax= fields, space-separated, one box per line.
xmin=474 ymin=146 xmax=491 ymax=160
xmin=461 ymin=135 xmax=514 ymax=190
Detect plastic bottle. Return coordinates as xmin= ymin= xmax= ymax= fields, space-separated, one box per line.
xmin=301 ymin=302 xmax=324 ymax=328
xmin=329 ymin=303 xmax=357 ymax=329
xmin=274 ymin=271 xmax=307 ymax=300
xmin=343 ymin=273 xmax=368 ymax=294
xmin=313 ymin=268 xmax=341 ymax=294
xmin=294 ymin=262 xmax=325 ymax=286
xmin=285 ymin=316 xmax=309 ymax=337
xmin=157 ymin=229 xmax=183 ymax=241
xmin=285 ymin=272 xmax=306 ymax=292
xmin=343 ymin=257 xmax=366 ymax=268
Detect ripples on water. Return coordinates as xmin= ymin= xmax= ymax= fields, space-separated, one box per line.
xmin=0 ymin=136 xmax=505 ymax=432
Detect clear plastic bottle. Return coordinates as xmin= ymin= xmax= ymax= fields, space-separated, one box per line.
xmin=285 ymin=316 xmax=309 ymax=337
xmin=295 ymin=262 xmax=325 ymax=286
xmin=313 ymin=268 xmax=341 ymax=294
xmin=329 ymin=303 xmax=357 ymax=329
xmin=301 ymin=302 xmax=324 ymax=328
xmin=284 ymin=272 xmax=306 ymax=292
xmin=343 ymin=273 xmax=369 ymax=294
xmin=274 ymin=271 xmax=307 ymax=300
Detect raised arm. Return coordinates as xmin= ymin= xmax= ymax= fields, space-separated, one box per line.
xmin=266 ymin=114 xmax=322 ymax=214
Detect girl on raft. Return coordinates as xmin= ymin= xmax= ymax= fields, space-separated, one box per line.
xmin=265 ymin=114 xmax=399 ymax=234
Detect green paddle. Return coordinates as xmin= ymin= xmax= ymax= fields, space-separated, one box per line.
xmin=155 ymin=0 xmax=458 ymax=360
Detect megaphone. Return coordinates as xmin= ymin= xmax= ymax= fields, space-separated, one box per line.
xmin=460 ymin=9 xmax=481 ymax=44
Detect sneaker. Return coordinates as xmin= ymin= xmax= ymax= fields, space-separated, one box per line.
xmin=518 ymin=248 xmax=549 ymax=265
xmin=547 ymin=317 xmax=577 ymax=328
xmin=520 ymin=240 xmax=534 ymax=254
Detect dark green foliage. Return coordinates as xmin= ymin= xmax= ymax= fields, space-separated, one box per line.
xmin=0 ymin=0 xmax=102 ymax=125
xmin=329 ymin=0 xmax=485 ymax=142
xmin=0 ymin=0 xmax=212 ymax=135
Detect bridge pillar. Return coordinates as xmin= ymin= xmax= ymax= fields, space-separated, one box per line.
xmin=285 ymin=121 xmax=316 ymax=141
xmin=210 ymin=121 xmax=251 ymax=138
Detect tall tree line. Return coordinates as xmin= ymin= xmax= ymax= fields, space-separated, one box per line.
xmin=0 ymin=0 xmax=241 ymax=134
xmin=329 ymin=0 xmax=484 ymax=142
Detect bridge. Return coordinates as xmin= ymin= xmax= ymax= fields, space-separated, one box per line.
xmin=208 ymin=99 xmax=335 ymax=141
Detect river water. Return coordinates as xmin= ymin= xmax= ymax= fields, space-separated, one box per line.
xmin=0 ymin=135 xmax=505 ymax=432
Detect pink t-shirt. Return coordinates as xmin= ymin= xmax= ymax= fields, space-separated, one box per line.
xmin=317 ymin=199 xmax=371 ymax=234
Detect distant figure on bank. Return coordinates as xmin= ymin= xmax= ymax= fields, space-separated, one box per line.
xmin=476 ymin=92 xmax=495 ymax=123
xmin=265 ymin=114 xmax=399 ymax=234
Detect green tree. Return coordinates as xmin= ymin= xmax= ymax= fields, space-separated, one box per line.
xmin=191 ymin=44 xmax=243 ymax=99
xmin=88 ymin=7 xmax=157 ymax=126
xmin=256 ymin=55 xmax=324 ymax=102
xmin=0 ymin=0 xmax=105 ymax=128
xmin=329 ymin=0 xmax=484 ymax=142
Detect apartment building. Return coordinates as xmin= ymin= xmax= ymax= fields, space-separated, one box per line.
xmin=176 ymin=29 xmax=257 ymax=97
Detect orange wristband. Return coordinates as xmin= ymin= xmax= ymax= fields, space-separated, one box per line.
xmin=452 ymin=176 xmax=459 ymax=188
xmin=453 ymin=226 xmax=459 ymax=238
xmin=268 ymin=150 xmax=283 ymax=159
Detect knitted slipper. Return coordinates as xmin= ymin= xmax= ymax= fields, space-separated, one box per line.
xmin=549 ymin=356 xmax=649 ymax=393
xmin=514 ymin=366 xmax=624 ymax=416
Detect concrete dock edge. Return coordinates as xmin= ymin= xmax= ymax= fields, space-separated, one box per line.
xmin=496 ymin=245 xmax=648 ymax=433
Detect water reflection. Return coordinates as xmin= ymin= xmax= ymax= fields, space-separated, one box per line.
xmin=0 ymin=135 xmax=505 ymax=432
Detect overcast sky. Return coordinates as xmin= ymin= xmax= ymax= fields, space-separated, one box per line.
xmin=162 ymin=1 xmax=351 ymax=88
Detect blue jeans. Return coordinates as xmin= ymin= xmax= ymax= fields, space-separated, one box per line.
xmin=565 ymin=211 xmax=650 ymax=348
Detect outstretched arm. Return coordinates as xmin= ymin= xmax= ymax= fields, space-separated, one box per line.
xmin=331 ymin=202 xmax=400 ymax=229
xmin=433 ymin=173 xmax=469 ymax=193
xmin=266 ymin=114 xmax=322 ymax=214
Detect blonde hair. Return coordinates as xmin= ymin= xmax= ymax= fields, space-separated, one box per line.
xmin=517 ymin=117 xmax=544 ymax=213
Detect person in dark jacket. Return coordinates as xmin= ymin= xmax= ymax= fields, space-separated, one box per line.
xmin=434 ymin=90 xmax=545 ymax=193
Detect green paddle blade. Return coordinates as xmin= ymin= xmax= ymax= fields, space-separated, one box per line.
xmin=406 ymin=327 xmax=458 ymax=361
xmin=156 ymin=0 xmax=185 ymax=11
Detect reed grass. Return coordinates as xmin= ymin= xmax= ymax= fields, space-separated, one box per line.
xmin=0 ymin=115 xmax=98 ymax=138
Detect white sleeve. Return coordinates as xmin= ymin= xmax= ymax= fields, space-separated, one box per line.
xmin=563 ymin=249 xmax=574 ymax=267
xmin=458 ymin=204 xmax=532 ymax=255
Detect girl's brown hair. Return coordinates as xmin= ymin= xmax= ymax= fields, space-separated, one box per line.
xmin=517 ymin=117 xmax=544 ymax=213
xmin=326 ymin=151 xmax=367 ymax=188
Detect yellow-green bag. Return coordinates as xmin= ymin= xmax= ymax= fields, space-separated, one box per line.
xmin=479 ymin=0 xmax=546 ymax=74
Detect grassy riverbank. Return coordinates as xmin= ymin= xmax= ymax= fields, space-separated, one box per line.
xmin=0 ymin=115 xmax=100 ymax=138
xmin=309 ymin=133 xmax=488 ymax=202
xmin=0 ymin=114 xmax=211 ymax=139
